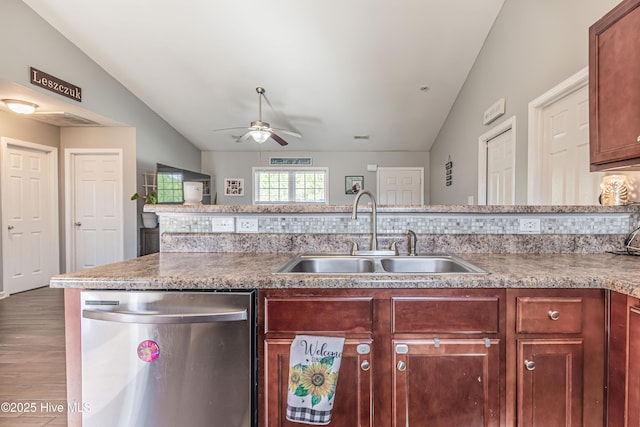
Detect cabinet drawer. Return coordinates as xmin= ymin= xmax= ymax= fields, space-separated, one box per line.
xmin=392 ymin=297 xmax=500 ymax=334
xmin=265 ymin=297 xmax=373 ymax=333
xmin=516 ymin=297 xmax=582 ymax=334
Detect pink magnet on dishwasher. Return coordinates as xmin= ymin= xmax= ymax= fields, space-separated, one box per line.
xmin=137 ymin=340 xmax=160 ymax=362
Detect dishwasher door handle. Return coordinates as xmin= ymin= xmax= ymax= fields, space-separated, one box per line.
xmin=82 ymin=308 xmax=248 ymax=324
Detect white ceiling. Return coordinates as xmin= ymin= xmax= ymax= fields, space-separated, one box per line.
xmin=19 ymin=0 xmax=504 ymax=152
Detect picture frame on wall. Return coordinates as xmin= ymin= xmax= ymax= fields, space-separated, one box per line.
xmin=224 ymin=178 xmax=244 ymax=196
xmin=345 ymin=176 xmax=364 ymax=195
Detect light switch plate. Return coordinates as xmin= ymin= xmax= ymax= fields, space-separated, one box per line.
xmin=211 ymin=217 xmax=235 ymax=232
xmin=236 ymin=217 xmax=259 ymax=233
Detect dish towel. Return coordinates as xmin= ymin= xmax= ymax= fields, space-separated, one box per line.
xmin=286 ymin=335 xmax=345 ymax=425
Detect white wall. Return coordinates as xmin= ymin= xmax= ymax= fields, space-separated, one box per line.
xmin=202 ymin=151 xmax=430 ymax=205
xmin=429 ymin=0 xmax=620 ymax=204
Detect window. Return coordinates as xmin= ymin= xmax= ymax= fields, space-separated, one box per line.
xmin=253 ymin=167 xmax=328 ymax=204
xmin=157 ymin=172 xmax=184 ymax=203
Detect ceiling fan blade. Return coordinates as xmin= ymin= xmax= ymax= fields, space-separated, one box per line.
xmin=235 ymin=132 xmax=253 ymax=143
xmin=271 ymin=127 xmax=302 ymax=138
xmin=212 ymin=126 xmax=248 ymax=132
xmin=270 ymin=133 xmax=289 ymax=146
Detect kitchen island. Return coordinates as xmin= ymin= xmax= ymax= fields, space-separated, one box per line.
xmin=52 ymin=204 xmax=640 ymax=426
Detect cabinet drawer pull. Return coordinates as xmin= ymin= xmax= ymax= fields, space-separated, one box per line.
xmin=524 ymin=360 xmax=536 ymax=371
xmin=397 ymin=361 xmax=406 ymax=371
xmin=548 ymin=310 xmax=560 ymax=321
xmin=361 ymin=360 xmax=370 ymax=371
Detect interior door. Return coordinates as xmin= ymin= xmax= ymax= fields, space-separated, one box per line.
xmin=68 ymin=150 xmax=123 ymax=272
xmin=1 ymin=137 xmax=59 ymax=295
xmin=376 ymin=167 xmax=424 ymax=205
xmin=486 ymin=128 xmax=515 ymax=205
xmin=542 ymin=85 xmax=601 ymax=205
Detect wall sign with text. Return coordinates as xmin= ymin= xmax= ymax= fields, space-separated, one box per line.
xmin=30 ymin=67 xmax=82 ymax=102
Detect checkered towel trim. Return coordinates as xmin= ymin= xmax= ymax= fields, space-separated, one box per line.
xmin=286 ymin=405 xmax=333 ymax=425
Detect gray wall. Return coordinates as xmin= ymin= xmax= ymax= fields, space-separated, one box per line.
xmin=0 ymin=0 xmax=201 ymax=183
xmin=429 ymin=0 xmax=620 ymax=205
xmin=0 ymin=0 xmax=203 ymax=288
xmin=202 ymin=151 xmax=430 ymax=205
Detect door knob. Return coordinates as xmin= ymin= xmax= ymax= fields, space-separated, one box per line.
xmin=74 ymin=222 xmax=82 ymax=226
xmin=7 ymin=225 xmax=14 ymax=230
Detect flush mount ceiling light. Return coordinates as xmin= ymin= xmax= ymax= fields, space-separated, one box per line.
xmin=2 ymin=99 xmax=39 ymax=114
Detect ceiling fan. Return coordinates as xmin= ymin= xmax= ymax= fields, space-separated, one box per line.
xmin=213 ymin=87 xmax=301 ymax=146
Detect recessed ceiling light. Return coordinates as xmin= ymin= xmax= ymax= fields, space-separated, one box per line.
xmin=353 ymin=135 xmax=370 ymax=140
xmin=419 ymin=85 xmax=430 ymax=92
xmin=2 ymin=99 xmax=38 ymax=114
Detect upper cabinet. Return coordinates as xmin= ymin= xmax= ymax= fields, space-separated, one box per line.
xmin=589 ymin=0 xmax=640 ymax=171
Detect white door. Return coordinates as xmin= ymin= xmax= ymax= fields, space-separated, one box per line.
xmin=542 ymin=86 xmax=601 ymax=205
xmin=1 ymin=137 xmax=59 ymax=295
xmin=376 ymin=167 xmax=424 ymax=205
xmin=66 ymin=150 xmax=123 ymax=272
xmin=478 ymin=117 xmax=516 ymax=205
xmin=486 ymin=128 xmax=515 ymax=205
xmin=528 ymin=68 xmax=601 ymax=205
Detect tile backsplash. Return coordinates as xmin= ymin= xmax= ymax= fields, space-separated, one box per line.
xmin=155 ymin=207 xmax=638 ymax=254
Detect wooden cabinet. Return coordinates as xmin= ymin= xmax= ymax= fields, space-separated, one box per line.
xmin=508 ymin=290 xmax=605 ymax=427
xmin=259 ymin=289 xmax=505 ymax=427
xmin=260 ymin=292 xmax=374 ymax=427
xmin=607 ymin=291 xmax=640 ymax=426
xmin=140 ymin=227 xmax=159 ymax=255
xmin=589 ymin=0 xmax=640 ymax=171
xmin=392 ymin=338 xmax=501 ymax=427
xmin=390 ymin=293 xmax=504 ymax=427
xmin=259 ymin=288 xmax=605 ymax=427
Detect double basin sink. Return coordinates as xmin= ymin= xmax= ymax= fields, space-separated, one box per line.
xmin=276 ymin=253 xmax=488 ymax=275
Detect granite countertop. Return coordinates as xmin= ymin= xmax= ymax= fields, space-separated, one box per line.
xmin=49 ymin=252 xmax=640 ymax=298
xmin=146 ymin=203 xmax=640 ymax=214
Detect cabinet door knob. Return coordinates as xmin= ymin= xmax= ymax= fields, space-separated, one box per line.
xmin=548 ymin=310 xmax=560 ymax=321
xmin=7 ymin=225 xmax=14 ymax=230
xmin=397 ymin=361 xmax=406 ymax=371
xmin=74 ymin=222 xmax=82 ymax=226
xmin=360 ymin=360 xmax=370 ymax=371
xmin=637 ymin=135 xmax=640 ymax=143
xmin=524 ymin=360 xmax=536 ymax=371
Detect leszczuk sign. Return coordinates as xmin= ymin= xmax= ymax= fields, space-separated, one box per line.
xmin=30 ymin=67 xmax=82 ymax=102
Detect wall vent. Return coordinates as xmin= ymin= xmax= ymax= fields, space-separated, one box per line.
xmin=29 ymin=112 xmax=100 ymax=127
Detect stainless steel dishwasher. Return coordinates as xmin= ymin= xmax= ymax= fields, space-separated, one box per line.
xmin=80 ymin=290 xmax=256 ymax=427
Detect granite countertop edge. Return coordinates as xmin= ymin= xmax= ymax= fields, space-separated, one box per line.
xmin=49 ymin=252 xmax=640 ymax=298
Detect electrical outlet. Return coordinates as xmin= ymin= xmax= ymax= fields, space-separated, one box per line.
xmin=236 ymin=217 xmax=259 ymax=233
xmin=211 ymin=217 xmax=235 ymax=232
xmin=518 ymin=218 xmax=541 ymax=234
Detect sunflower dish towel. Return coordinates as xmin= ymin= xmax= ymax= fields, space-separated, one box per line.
xmin=286 ymin=335 xmax=345 ymax=425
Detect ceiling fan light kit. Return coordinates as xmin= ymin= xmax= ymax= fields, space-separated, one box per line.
xmin=213 ymin=87 xmax=301 ymax=146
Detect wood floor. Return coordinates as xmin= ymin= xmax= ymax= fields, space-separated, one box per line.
xmin=0 ymin=286 xmax=67 ymax=426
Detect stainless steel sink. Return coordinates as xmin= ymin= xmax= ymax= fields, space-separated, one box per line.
xmin=379 ymin=256 xmax=486 ymax=274
xmin=275 ymin=253 xmax=487 ymax=275
xmin=276 ymin=255 xmax=376 ymax=273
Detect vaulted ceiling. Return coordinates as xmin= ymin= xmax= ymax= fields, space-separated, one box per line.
xmin=20 ymin=0 xmax=504 ymax=152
